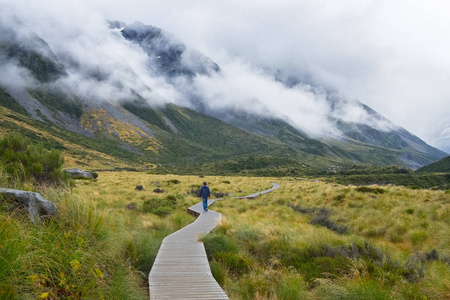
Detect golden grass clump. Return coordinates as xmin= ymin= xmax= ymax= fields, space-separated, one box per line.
xmin=202 ymin=178 xmax=450 ymax=299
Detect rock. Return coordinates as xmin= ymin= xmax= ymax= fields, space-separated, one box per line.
xmin=135 ymin=185 xmax=144 ymax=191
xmin=0 ymin=188 xmax=57 ymax=223
xmin=64 ymin=168 xmax=94 ymax=179
xmin=125 ymin=203 xmax=138 ymax=210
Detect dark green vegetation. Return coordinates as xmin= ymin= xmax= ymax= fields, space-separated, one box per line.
xmin=331 ymin=172 xmax=450 ymax=190
xmin=142 ymin=195 xmax=177 ymax=216
xmin=27 ymin=86 xmax=83 ymax=119
xmin=289 ymin=205 xmax=349 ymax=234
xmin=0 ymin=86 xmax=28 ymax=115
xmin=0 ymin=133 xmax=69 ymax=185
xmin=418 ymin=155 xmax=450 ymax=173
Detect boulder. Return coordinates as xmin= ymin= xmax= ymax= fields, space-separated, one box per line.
xmin=64 ymin=168 xmax=94 ymax=179
xmin=135 ymin=185 xmax=144 ymax=191
xmin=0 ymin=188 xmax=57 ymax=223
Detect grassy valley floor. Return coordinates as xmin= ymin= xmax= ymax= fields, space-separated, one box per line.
xmin=77 ymin=172 xmax=450 ymax=299
xmin=1 ymin=171 xmax=449 ymax=299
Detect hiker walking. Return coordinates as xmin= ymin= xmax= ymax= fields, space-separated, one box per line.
xmin=200 ymin=181 xmax=210 ymax=212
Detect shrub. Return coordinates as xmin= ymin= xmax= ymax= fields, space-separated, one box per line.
xmin=167 ymin=179 xmax=180 ymax=184
xmin=408 ymin=185 xmax=422 ymax=190
xmin=0 ymin=133 xmax=69 ymax=185
xmin=142 ymin=198 xmax=175 ymax=216
xmin=125 ymin=202 xmax=138 ymax=210
xmin=355 ymin=186 xmax=385 ymax=194
xmin=405 ymin=208 xmax=415 ymax=214
xmin=214 ymin=252 xmax=251 ymax=275
xmin=423 ymin=249 xmax=439 ymax=261
xmin=309 ymin=214 xmax=349 ymax=235
xmin=290 ymin=205 xmax=348 ymax=234
xmin=165 ymin=195 xmax=177 ymax=203
xmin=288 ymin=204 xmax=317 ymax=214
xmin=334 ymin=194 xmax=346 ymax=202
xmin=187 ymin=185 xmax=201 ymax=196
xmin=213 ymin=191 xmax=229 ymax=198
xmin=202 ymin=234 xmax=238 ymax=260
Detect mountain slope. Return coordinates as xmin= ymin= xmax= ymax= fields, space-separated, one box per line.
xmin=0 ymin=18 xmax=447 ymax=172
xmin=115 ymin=21 xmax=447 ymax=168
xmin=417 ymin=155 xmax=450 ymax=173
xmin=117 ymin=21 xmax=219 ymax=78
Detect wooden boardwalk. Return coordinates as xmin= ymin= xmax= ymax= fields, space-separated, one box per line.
xmin=149 ymin=183 xmax=279 ymax=300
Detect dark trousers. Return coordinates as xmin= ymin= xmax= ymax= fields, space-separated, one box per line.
xmin=202 ymin=198 xmax=208 ymax=211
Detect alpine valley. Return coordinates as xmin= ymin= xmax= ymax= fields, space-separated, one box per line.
xmin=0 ymin=18 xmax=447 ymax=175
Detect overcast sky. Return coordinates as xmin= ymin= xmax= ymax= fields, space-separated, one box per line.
xmin=3 ymin=0 xmax=450 ymax=149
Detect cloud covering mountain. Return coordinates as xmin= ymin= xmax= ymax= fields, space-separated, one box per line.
xmin=0 ymin=0 xmax=448 ymax=171
xmin=1 ymin=0 xmax=423 ymax=140
xmin=82 ymin=0 xmax=450 ymax=151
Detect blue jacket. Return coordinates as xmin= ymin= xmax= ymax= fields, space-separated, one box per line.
xmin=200 ymin=185 xmax=210 ymax=198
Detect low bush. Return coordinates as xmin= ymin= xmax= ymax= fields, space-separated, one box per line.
xmin=187 ymin=185 xmax=201 ymax=196
xmin=288 ymin=204 xmax=317 ymax=214
xmin=355 ymin=186 xmax=385 ymax=194
xmin=289 ymin=205 xmax=348 ymax=234
xmin=167 ymin=179 xmax=180 ymax=184
xmin=0 ymin=133 xmax=70 ymax=185
xmin=213 ymin=191 xmax=229 ymax=198
xmin=309 ymin=213 xmax=349 ymax=234
xmin=73 ymin=175 xmax=93 ymax=180
xmin=202 ymin=233 xmax=239 ymax=260
xmin=142 ymin=197 xmax=175 ymax=216
xmin=214 ymin=252 xmax=252 ymax=275
xmin=405 ymin=208 xmax=415 ymax=214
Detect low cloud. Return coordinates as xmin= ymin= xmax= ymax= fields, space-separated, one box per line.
xmin=193 ymin=59 xmax=337 ymax=135
xmin=2 ymin=0 xmax=445 ymax=145
xmin=1 ymin=1 xmax=181 ymax=106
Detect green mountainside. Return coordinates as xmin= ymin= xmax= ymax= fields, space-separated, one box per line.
xmin=417 ymin=155 xmax=450 ymax=173
xmin=0 ymin=19 xmax=447 ymax=174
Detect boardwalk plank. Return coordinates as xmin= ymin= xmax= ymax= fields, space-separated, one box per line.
xmin=149 ymin=183 xmax=279 ymax=299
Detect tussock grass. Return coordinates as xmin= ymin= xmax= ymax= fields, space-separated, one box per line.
xmin=2 ymin=169 xmax=449 ymax=299
xmin=0 ymin=187 xmax=146 ymax=299
xmin=202 ymin=179 xmax=450 ymax=299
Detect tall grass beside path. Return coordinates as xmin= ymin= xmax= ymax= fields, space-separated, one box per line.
xmin=203 ymin=179 xmax=450 ymax=299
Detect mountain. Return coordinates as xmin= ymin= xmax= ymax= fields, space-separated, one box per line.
xmin=116 ymin=21 xmax=219 ymax=78
xmin=0 ymin=18 xmax=447 ymax=173
xmin=417 ymin=155 xmax=450 ymax=173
